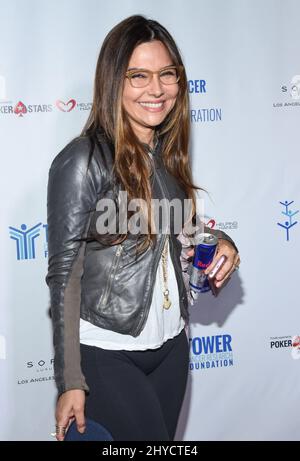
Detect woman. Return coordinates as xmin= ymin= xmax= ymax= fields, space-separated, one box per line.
xmin=46 ymin=15 xmax=240 ymax=441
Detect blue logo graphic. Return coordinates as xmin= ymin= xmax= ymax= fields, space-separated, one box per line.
xmin=9 ymin=223 xmax=42 ymax=260
xmin=188 ymin=79 xmax=206 ymax=94
xmin=189 ymin=334 xmax=234 ymax=371
xmin=277 ymin=200 xmax=298 ymax=241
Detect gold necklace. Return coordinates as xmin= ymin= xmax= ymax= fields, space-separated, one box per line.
xmin=161 ymin=236 xmax=171 ymax=309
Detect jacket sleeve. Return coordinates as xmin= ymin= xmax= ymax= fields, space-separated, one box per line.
xmin=46 ymin=138 xmax=98 ymax=396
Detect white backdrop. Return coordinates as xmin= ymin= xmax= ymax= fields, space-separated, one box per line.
xmin=0 ymin=0 xmax=299 ymax=441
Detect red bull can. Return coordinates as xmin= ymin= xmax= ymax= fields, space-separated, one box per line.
xmin=189 ymin=233 xmax=218 ymax=294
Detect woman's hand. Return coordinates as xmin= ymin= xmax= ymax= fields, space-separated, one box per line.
xmin=186 ymin=239 xmax=240 ymax=288
xmin=55 ymin=389 xmax=86 ymax=441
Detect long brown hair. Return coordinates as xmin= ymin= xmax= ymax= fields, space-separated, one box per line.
xmin=82 ymin=15 xmax=200 ymax=252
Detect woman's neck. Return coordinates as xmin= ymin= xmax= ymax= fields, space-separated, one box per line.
xmin=131 ymin=125 xmax=155 ymax=149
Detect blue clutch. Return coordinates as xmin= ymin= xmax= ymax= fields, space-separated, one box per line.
xmin=64 ymin=418 xmax=113 ymax=441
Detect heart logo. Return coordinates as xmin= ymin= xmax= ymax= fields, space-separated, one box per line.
xmin=56 ymin=99 xmax=76 ymax=112
xmin=206 ymin=219 xmax=216 ymax=229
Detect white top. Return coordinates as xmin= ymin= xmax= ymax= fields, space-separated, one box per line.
xmin=80 ymin=238 xmax=185 ymax=350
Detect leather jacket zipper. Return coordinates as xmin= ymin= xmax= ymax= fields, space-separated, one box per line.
xmin=97 ymin=244 xmax=123 ymax=308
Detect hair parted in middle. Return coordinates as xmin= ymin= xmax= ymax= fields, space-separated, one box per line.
xmin=82 ymin=15 xmax=201 ymax=253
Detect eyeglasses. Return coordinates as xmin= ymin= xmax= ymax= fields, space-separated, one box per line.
xmin=125 ymin=66 xmax=181 ymax=88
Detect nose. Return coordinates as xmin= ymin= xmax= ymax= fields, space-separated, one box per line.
xmin=147 ymin=74 xmax=164 ymax=97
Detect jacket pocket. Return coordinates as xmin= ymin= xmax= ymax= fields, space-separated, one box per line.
xmin=96 ymin=243 xmax=123 ymax=310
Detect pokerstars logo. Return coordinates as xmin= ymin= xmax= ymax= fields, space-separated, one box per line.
xmin=269 ymin=335 xmax=300 ymax=360
xmin=14 ymin=101 xmax=27 ymax=116
xmin=14 ymin=101 xmax=53 ymax=116
xmin=0 ymin=97 xmax=92 ymax=116
xmin=291 ymin=336 xmax=300 ymax=360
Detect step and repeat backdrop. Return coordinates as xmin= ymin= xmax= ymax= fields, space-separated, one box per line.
xmin=0 ymin=0 xmax=299 ymax=441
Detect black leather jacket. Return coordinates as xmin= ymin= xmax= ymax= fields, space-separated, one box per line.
xmin=46 ymin=132 xmax=236 ymax=395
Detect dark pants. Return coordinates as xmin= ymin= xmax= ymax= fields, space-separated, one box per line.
xmin=80 ymin=328 xmax=189 ymax=441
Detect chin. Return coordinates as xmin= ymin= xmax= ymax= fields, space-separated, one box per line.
xmin=142 ymin=114 xmax=167 ymax=126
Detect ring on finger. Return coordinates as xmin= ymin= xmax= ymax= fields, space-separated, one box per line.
xmin=55 ymin=425 xmax=67 ymax=434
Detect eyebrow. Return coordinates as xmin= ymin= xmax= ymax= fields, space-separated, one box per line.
xmin=127 ymin=64 xmax=174 ymax=71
